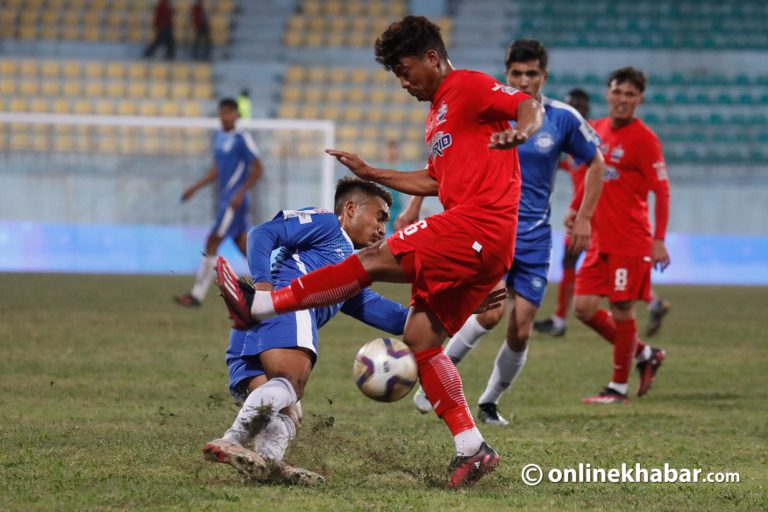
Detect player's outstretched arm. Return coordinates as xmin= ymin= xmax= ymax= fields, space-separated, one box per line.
xmin=394 ymin=196 xmax=425 ymax=231
xmin=181 ymin=165 xmax=217 ymax=201
xmin=569 ymin=151 xmax=605 ymax=253
xmin=488 ymin=98 xmax=544 ymax=149
xmin=325 ymin=149 xmax=438 ymax=196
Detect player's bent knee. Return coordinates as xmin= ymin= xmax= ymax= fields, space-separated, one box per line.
xmin=477 ymin=306 xmax=504 ymax=329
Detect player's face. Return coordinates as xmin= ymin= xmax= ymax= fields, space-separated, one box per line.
xmin=344 ymin=196 xmax=390 ymax=249
xmin=606 ymin=80 xmax=643 ymax=123
xmin=219 ymin=105 xmax=239 ymax=130
xmin=505 ymin=60 xmax=547 ymax=100
xmin=393 ymin=51 xmax=440 ymax=102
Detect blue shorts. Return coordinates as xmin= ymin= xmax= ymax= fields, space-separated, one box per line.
xmin=226 ymin=310 xmax=318 ymax=400
xmin=212 ymin=202 xmax=249 ymax=240
xmin=505 ymin=246 xmax=552 ymax=308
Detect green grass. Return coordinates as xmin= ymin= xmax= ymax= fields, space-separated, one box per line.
xmin=0 ymin=274 xmax=766 ymax=511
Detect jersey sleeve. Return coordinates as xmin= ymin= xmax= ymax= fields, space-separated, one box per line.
xmin=464 ymin=72 xmax=532 ymax=122
xmin=636 ymin=133 xmax=670 ymax=241
xmin=562 ymin=110 xmax=600 ymax=164
xmin=340 ymin=288 xmax=408 ymax=335
xmin=246 ymin=210 xmax=337 ymax=283
xmin=239 ymin=131 xmax=261 ymax=163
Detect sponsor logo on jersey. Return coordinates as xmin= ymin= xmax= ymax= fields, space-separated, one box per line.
xmin=221 ymin=135 xmax=235 ymax=153
xmin=428 ymin=131 xmax=452 ymax=158
xmin=534 ymin=132 xmax=555 ymax=153
xmin=653 ymin=160 xmax=669 ymax=180
xmin=604 ymin=165 xmax=621 ymax=181
xmin=436 ymin=101 xmax=448 ymax=125
xmin=492 ymin=83 xmax=521 ymax=96
xmin=609 ymin=145 xmax=625 ymax=163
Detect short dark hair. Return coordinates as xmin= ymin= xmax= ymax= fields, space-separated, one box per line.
xmin=334 ymin=177 xmax=393 ymax=215
xmin=374 ymin=15 xmax=448 ymax=72
xmin=218 ymin=97 xmax=239 ymax=110
xmin=505 ymin=39 xmax=548 ymax=71
xmin=607 ymin=67 xmax=647 ymax=93
xmin=565 ymin=88 xmax=590 ymax=118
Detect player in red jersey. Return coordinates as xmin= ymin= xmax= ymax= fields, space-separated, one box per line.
xmin=216 ymin=15 xmax=544 ymax=487
xmin=574 ymin=67 xmax=670 ymax=404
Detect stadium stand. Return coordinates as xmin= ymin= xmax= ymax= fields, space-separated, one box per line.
xmin=0 ymin=0 xmax=233 ymax=46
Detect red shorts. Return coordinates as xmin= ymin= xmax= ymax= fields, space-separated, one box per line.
xmin=575 ymin=245 xmax=652 ymax=302
xmin=386 ymin=211 xmax=508 ymax=336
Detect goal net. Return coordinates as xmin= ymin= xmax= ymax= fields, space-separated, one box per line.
xmin=0 ymin=112 xmax=335 ymax=273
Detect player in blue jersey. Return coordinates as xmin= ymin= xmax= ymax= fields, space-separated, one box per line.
xmin=174 ymin=98 xmax=264 ymax=307
xmin=202 ymin=177 xmax=408 ymax=484
xmin=406 ymin=40 xmax=605 ymax=424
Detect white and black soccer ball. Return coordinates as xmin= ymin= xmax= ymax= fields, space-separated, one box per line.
xmin=352 ymin=337 xmax=418 ymax=402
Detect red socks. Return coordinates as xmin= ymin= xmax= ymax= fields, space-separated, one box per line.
xmin=555 ymin=268 xmax=576 ymax=319
xmin=584 ymin=309 xmax=646 ymax=356
xmin=612 ymin=318 xmax=637 ymax=384
xmin=415 ymin=346 xmax=475 ymax=436
xmin=271 ymin=254 xmax=372 ymax=314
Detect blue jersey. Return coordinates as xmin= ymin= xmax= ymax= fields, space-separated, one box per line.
xmin=213 ymin=128 xmax=260 ymax=207
xmin=512 ymin=97 xmax=600 ymax=250
xmin=247 ymin=208 xmax=407 ymax=332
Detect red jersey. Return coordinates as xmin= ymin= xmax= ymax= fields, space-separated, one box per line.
xmin=424 ymin=70 xmax=531 ymax=267
xmin=591 ymin=117 xmax=670 ymax=257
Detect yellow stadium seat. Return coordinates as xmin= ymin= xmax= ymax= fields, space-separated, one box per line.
xmin=41 ymin=81 xmax=61 ymax=96
xmin=39 ymin=25 xmax=60 ymax=40
xmin=344 ymin=106 xmax=362 ymax=122
xmin=387 ymin=109 xmax=406 ymax=123
xmin=96 ymin=100 xmax=115 ymax=115
xmin=184 ymin=103 xmax=203 ymax=117
xmin=305 ymin=87 xmax=324 ymax=103
xmin=83 ymin=26 xmax=101 ymax=42
xmin=0 ymin=58 xmax=17 ymax=75
xmin=321 ymin=105 xmax=340 ymax=121
xmin=117 ymin=101 xmax=137 ymax=116
xmin=54 ymin=137 xmax=74 ymax=153
xmin=40 ymin=61 xmax=60 ymax=78
xmin=62 ymin=61 xmax=83 ymax=79
xmin=9 ymin=98 xmax=28 ymax=112
xmin=83 ymin=11 xmax=101 ymax=26
xmin=307 ymin=68 xmax=327 ymax=83
xmin=390 ymin=89 xmax=409 ymax=104
xmin=326 ymin=88 xmax=344 ymax=103
xmin=303 ymin=0 xmax=321 ymax=15
xmin=330 ymin=17 xmax=348 ymax=31
xmin=192 ymin=65 xmax=212 ymax=81
xmin=61 ymin=11 xmax=80 ymax=25
xmin=409 ymin=107 xmax=425 ymax=123
xmin=0 ymin=80 xmax=15 ymax=95
xmin=278 ymin=104 xmax=298 ymax=118
xmin=19 ymin=60 xmax=38 ymax=76
xmin=346 ymin=1 xmax=363 ymax=15
xmin=128 ymin=82 xmax=147 ymax=97
xmin=128 ymin=63 xmax=146 ymax=80
xmin=284 ymin=32 xmax=303 ymax=47
xmin=282 ymin=86 xmax=301 ymax=103
xmin=350 ymin=18 xmax=368 ymax=32
xmin=372 ymin=68 xmax=392 ymax=84
xmin=402 ymin=142 xmax=423 ymax=161
xmin=10 ymin=134 xmax=31 ymax=151
xmin=325 ymin=0 xmax=342 ymax=16
xmin=61 ymin=26 xmax=82 ymax=40
xmin=106 ymin=62 xmax=126 ymax=80
xmin=62 ymin=81 xmax=82 ymax=97
xmin=85 ymin=82 xmax=105 ymax=97
xmin=172 ymin=82 xmax=191 ymax=99
xmin=106 ymin=82 xmax=126 ymax=97
xmin=284 ymin=65 xmax=304 ymax=83
xmin=346 ymin=32 xmax=368 ymax=48
xmin=191 ymin=83 xmax=212 ymax=99
xmin=327 ymin=33 xmax=345 ymax=46
xmin=172 ymin=64 xmax=191 ymax=81
xmin=369 ymin=89 xmax=387 ymax=103
xmin=19 ymin=80 xmax=39 ymax=96
xmin=19 ymin=27 xmax=39 ymax=42
xmin=149 ymin=82 xmax=169 ymax=99
xmin=30 ymin=99 xmax=50 ymax=113
xmin=329 ymin=68 xmax=348 ymax=84
xmin=366 ymin=107 xmax=385 ymax=123
xmin=98 ymin=137 xmax=119 ymax=153
xmin=305 ymin=33 xmax=323 ymax=47
xmin=348 ymin=87 xmax=366 ymax=102
xmin=362 ymin=126 xmax=378 ymax=139
xmin=139 ymin=102 xmax=159 ymax=116
xmin=161 ymin=102 xmax=179 ymax=116
xmin=73 ymin=100 xmax=93 ymax=114
xmin=349 ymin=68 xmax=368 ymax=84
xmin=52 ymin=99 xmax=70 ymax=113
xmin=149 ymin=66 xmax=169 ymax=81
xmin=84 ymin=62 xmax=104 ymax=79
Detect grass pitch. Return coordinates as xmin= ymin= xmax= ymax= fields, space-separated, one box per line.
xmin=0 ymin=274 xmax=766 ymax=511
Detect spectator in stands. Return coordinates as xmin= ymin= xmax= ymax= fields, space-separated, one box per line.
xmin=237 ymin=89 xmax=252 ymax=119
xmin=143 ymin=0 xmax=176 ymax=61
xmin=190 ymin=0 xmax=211 ymax=61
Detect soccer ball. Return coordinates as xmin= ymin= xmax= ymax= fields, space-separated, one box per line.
xmin=352 ymin=337 xmax=418 ymax=402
